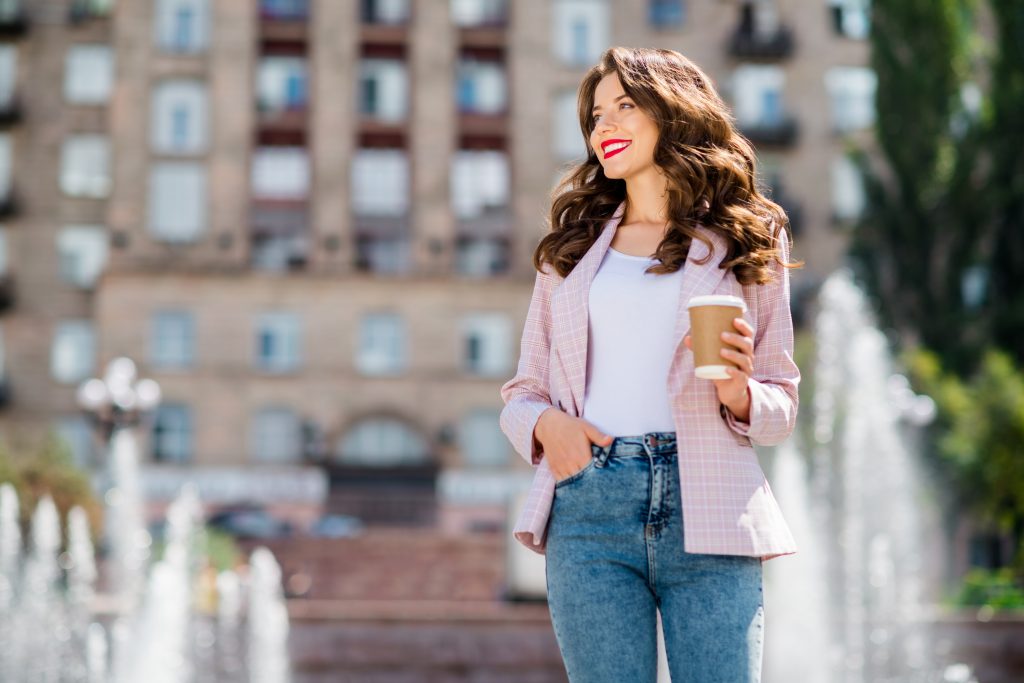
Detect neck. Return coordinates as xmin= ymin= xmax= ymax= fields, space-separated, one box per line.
xmin=623 ymin=166 xmax=670 ymax=226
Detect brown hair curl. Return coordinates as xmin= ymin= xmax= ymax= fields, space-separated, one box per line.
xmin=534 ymin=46 xmax=803 ymax=285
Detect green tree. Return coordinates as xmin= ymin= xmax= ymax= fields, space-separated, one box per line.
xmin=905 ymin=347 xmax=1024 ymax=574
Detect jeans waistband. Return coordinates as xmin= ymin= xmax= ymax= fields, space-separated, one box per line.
xmin=590 ymin=431 xmax=678 ymax=460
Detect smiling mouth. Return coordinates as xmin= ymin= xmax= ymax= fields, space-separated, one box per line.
xmin=601 ymin=140 xmax=631 ymax=160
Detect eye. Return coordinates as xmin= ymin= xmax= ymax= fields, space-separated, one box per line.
xmin=621 ymin=102 xmax=633 ymax=110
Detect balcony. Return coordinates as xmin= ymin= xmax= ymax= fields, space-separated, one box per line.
xmin=456 ymin=236 xmax=510 ymax=277
xmin=0 ymin=2 xmax=25 ymax=36
xmin=250 ymin=200 xmax=310 ymax=271
xmin=728 ymin=24 xmax=794 ymax=60
xmin=360 ymin=23 xmax=408 ymax=48
xmin=353 ymin=213 xmax=411 ymax=274
xmin=260 ymin=0 xmax=308 ymax=45
xmin=739 ymin=115 xmax=799 ymax=147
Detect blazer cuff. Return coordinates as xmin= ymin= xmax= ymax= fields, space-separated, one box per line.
xmin=720 ymin=377 xmax=763 ymax=438
xmin=520 ymin=399 xmax=554 ymax=466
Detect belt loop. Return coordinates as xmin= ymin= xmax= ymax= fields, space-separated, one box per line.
xmin=595 ymin=440 xmax=613 ymax=467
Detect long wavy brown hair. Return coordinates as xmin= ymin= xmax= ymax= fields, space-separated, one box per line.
xmin=534 ymin=47 xmax=803 ymax=284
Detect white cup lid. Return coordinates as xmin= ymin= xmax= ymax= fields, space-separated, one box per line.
xmin=687 ymin=294 xmax=748 ymax=312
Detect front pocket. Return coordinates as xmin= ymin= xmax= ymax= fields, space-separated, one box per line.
xmin=554 ymin=457 xmax=597 ymax=489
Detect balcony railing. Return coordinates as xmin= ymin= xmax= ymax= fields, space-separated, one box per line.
xmin=728 ymin=24 xmax=794 ymax=59
xmin=456 ymin=236 xmax=510 ymax=277
xmin=739 ymin=115 xmax=799 ymax=147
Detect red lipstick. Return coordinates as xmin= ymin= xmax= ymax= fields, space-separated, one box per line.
xmin=601 ymin=138 xmax=632 ymax=160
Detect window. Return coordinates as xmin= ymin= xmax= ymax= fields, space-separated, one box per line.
xmin=148 ymin=162 xmax=207 ymax=242
xmin=451 ymin=0 xmax=506 ymax=26
xmin=825 ymin=66 xmax=877 ymax=133
xmin=731 ymin=64 xmax=785 ymax=127
xmin=260 ymin=0 xmax=309 ymax=20
xmin=356 ymin=312 xmax=406 ymax=375
xmin=257 ymin=57 xmax=308 ymax=113
xmin=251 ymin=147 xmax=309 ymax=199
xmin=831 ymin=154 xmax=865 ymax=221
xmin=151 ymin=80 xmax=208 ymax=154
xmin=64 ymin=45 xmax=113 ymax=104
xmin=452 ymin=150 xmax=508 ymax=219
xmin=60 ymin=135 xmax=110 ymax=198
xmin=461 ymin=313 xmax=510 ymax=376
xmin=57 ymin=225 xmax=108 ymax=289
xmin=0 ymin=45 xmax=16 ymax=109
xmin=456 ymin=238 xmax=508 ymax=277
xmin=352 ymin=149 xmax=408 ymax=216
xmin=156 ymin=0 xmax=209 ymax=54
xmin=150 ymin=310 xmax=195 ymax=369
xmin=456 ymin=58 xmax=506 ymax=114
xmin=51 ymin=320 xmax=95 ymax=384
xmin=152 ymin=403 xmax=193 ymax=463
xmin=255 ymin=312 xmax=301 ymax=373
xmin=649 ymin=0 xmax=685 ymax=28
xmin=552 ymin=0 xmax=608 ymax=67
xmin=828 ymin=0 xmax=870 ymax=39
xmin=55 ymin=416 xmax=96 ymax=469
xmin=336 ymin=418 xmax=428 ymax=465
xmin=250 ymin=407 xmax=302 ymax=463
xmin=359 ymin=58 xmax=407 ymax=122
xmin=459 ymin=409 xmax=510 ymax=468
xmin=553 ymin=89 xmax=587 ymax=161
xmin=363 ymin=0 xmax=410 ymax=24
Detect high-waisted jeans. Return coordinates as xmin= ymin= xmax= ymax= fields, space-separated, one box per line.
xmin=544 ymin=432 xmax=764 ymax=683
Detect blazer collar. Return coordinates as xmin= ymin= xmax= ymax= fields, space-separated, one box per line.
xmin=551 ymin=199 xmax=732 ymax=415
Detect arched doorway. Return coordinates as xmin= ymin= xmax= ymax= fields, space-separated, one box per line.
xmin=326 ymin=416 xmax=438 ymax=526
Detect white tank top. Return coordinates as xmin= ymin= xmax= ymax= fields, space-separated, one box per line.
xmin=581 ymin=247 xmax=685 ymax=437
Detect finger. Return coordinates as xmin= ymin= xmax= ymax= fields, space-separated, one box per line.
xmin=720 ymin=348 xmax=754 ymax=373
xmin=721 ymin=331 xmax=753 ymax=353
xmin=733 ymin=317 xmax=754 ymax=336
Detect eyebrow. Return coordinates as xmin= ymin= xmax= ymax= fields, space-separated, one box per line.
xmin=592 ymin=94 xmax=629 ymax=114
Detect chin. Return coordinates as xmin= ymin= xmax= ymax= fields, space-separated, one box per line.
xmin=600 ymin=165 xmax=626 ymax=180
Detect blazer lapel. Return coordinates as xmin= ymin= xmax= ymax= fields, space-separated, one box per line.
xmin=551 ymin=201 xmax=732 ymax=415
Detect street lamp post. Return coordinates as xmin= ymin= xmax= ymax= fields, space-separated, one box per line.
xmin=75 ymin=357 xmax=161 ymax=610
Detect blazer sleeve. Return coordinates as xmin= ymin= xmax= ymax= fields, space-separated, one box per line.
xmin=720 ymin=226 xmax=801 ymax=446
xmin=499 ymin=262 xmax=558 ymax=466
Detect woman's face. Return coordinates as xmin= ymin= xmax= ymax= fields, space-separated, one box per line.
xmin=588 ymin=72 xmax=660 ymax=181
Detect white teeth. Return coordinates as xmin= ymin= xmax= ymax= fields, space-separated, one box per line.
xmin=605 ymin=141 xmax=630 ymax=153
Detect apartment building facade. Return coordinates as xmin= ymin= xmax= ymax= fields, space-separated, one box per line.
xmin=0 ymin=0 xmax=874 ymax=532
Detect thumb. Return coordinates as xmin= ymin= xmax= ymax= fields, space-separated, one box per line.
xmin=584 ymin=422 xmax=613 ymax=445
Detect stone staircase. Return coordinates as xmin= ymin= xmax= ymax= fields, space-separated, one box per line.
xmin=240 ymin=528 xmax=568 ymax=682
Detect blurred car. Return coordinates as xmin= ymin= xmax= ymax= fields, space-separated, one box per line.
xmin=308 ymin=513 xmax=365 ymax=539
xmin=206 ymin=505 xmax=294 ymax=540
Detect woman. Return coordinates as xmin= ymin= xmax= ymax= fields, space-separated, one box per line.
xmin=499 ymin=47 xmax=804 ymax=682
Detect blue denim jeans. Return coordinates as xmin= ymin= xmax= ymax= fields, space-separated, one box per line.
xmin=545 ymin=432 xmax=764 ymax=683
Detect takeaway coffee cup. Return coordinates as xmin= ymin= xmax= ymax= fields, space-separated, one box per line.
xmin=687 ymin=294 xmax=748 ymax=380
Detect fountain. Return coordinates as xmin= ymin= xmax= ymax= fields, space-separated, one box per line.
xmin=764 ymin=268 xmax=979 ymax=682
xmin=0 ymin=357 xmax=293 ymax=682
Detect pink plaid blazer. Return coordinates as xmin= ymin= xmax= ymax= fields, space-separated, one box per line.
xmin=500 ymin=200 xmax=799 ymax=561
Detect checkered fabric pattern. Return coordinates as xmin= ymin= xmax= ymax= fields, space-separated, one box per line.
xmin=500 ymin=201 xmax=800 ymax=561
